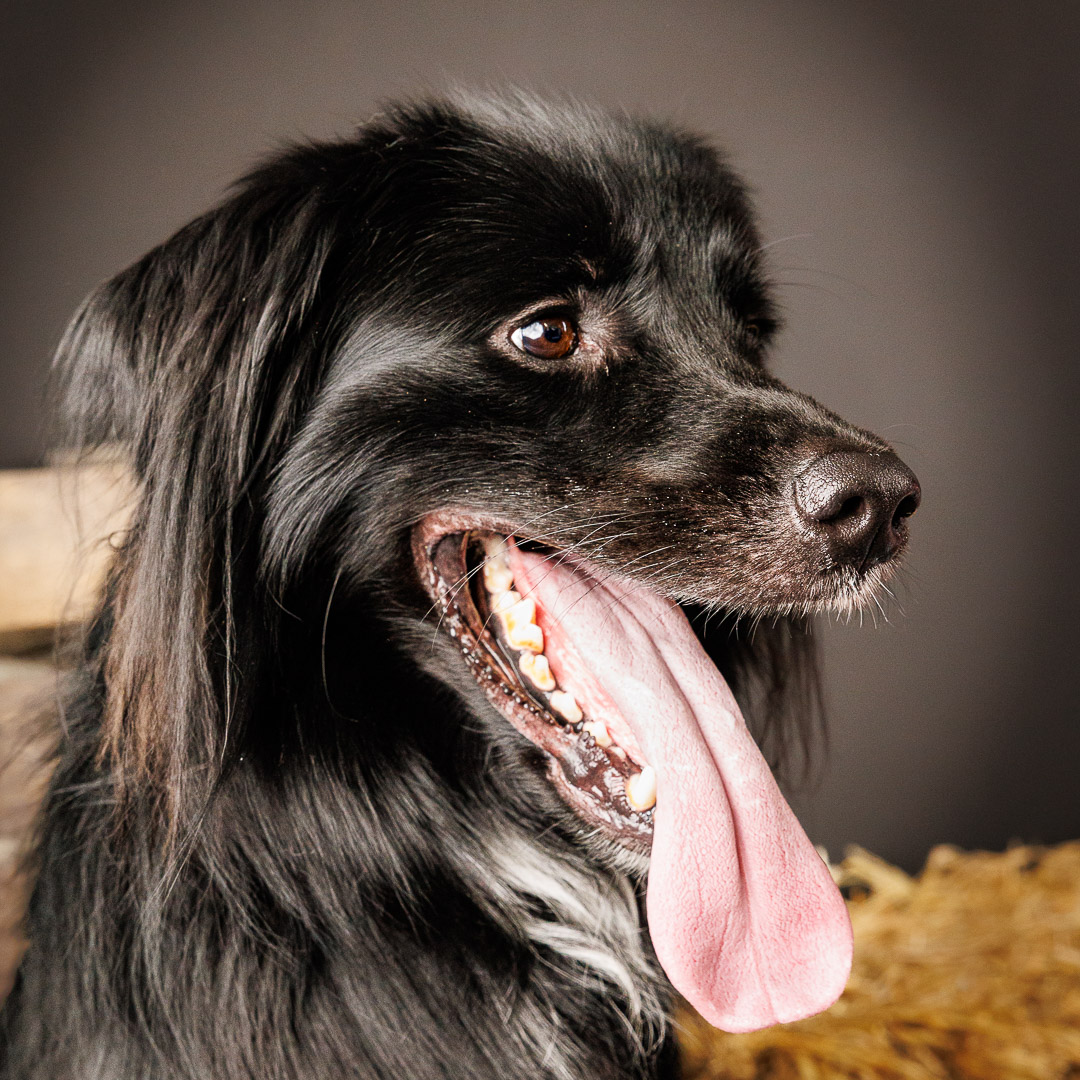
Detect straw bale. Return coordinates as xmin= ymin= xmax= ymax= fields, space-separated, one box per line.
xmin=681 ymin=843 xmax=1080 ymax=1079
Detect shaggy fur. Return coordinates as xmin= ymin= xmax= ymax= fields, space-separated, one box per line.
xmin=0 ymin=94 xmax=913 ymax=1079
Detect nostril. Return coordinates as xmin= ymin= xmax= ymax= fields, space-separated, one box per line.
xmin=793 ymin=449 xmax=921 ymax=569
xmin=893 ymin=492 xmax=920 ymax=527
xmin=831 ymin=495 xmax=864 ymax=525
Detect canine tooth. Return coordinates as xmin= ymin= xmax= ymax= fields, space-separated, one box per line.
xmin=625 ymin=766 xmax=657 ymax=812
xmin=482 ymin=534 xmax=510 ymax=562
xmin=491 ymin=589 xmax=521 ymax=613
xmin=501 ymin=598 xmax=543 ymax=652
xmin=519 ymin=652 xmax=556 ymax=692
xmin=483 ymin=560 xmax=514 ymax=594
xmin=549 ymin=690 xmax=583 ymax=724
xmin=583 ymin=720 xmax=612 ymax=748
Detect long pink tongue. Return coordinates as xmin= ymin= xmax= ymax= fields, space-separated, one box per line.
xmin=507 ymin=546 xmax=852 ymax=1033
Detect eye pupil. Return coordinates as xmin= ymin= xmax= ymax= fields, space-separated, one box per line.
xmin=511 ymin=316 xmax=578 ymax=359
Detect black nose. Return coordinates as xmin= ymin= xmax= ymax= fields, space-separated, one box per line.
xmin=793 ymin=450 xmax=921 ymax=570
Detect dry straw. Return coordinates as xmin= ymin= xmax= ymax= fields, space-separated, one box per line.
xmin=680 ymin=843 xmax=1080 ymax=1079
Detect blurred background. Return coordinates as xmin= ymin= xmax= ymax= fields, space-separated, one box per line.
xmin=1 ymin=0 xmax=1077 ymax=872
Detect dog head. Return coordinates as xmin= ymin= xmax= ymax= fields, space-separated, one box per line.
xmin=58 ymin=93 xmax=918 ymax=1033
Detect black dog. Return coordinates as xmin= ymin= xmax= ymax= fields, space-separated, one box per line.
xmin=0 ymin=93 xmax=919 ymax=1079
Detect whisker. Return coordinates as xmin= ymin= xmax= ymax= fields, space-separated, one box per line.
xmin=321 ymin=566 xmax=345 ymax=708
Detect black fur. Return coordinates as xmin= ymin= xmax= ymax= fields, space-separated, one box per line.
xmin=1 ymin=93 xmax=908 ymax=1079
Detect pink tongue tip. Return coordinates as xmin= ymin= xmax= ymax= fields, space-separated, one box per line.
xmin=506 ymin=543 xmax=853 ymax=1032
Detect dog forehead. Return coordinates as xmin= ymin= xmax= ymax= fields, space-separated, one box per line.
xmin=356 ymin=96 xmax=763 ymax=320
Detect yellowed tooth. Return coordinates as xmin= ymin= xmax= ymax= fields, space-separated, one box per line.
xmin=583 ymin=720 xmax=613 ymax=748
xmin=507 ymin=622 xmax=543 ymax=653
xmin=501 ymin=598 xmax=544 ymax=652
xmin=549 ymin=690 xmax=583 ymax=724
xmin=625 ymin=766 xmax=657 ymax=811
xmin=490 ymin=589 xmax=521 ymax=614
xmin=502 ymin=595 xmax=535 ymax=626
xmin=483 ymin=559 xmax=514 ymax=594
xmin=482 ymin=534 xmax=509 ymax=562
xmin=519 ymin=652 xmax=556 ymax=692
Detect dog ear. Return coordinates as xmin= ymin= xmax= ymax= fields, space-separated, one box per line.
xmin=56 ymin=160 xmax=341 ymax=829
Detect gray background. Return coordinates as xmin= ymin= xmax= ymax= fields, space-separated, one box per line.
xmin=2 ymin=0 xmax=1077 ymax=871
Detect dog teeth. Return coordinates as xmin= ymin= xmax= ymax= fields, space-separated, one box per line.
xmin=481 ymin=534 xmax=515 ymax=593
xmin=483 ymin=560 xmax=515 ymax=594
xmin=625 ymin=766 xmax=657 ymax=811
xmin=476 ymin=534 xmax=615 ymax=752
xmin=549 ymin=690 xmax=582 ymax=724
xmin=500 ymin=598 xmax=544 ymax=652
xmin=482 ymin=534 xmax=509 ymax=561
xmin=582 ymin=720 xmax=613 ymax=748
xmin=491 ymin=589 xmax=521 ymax=614
xmin=509 ymin=623 xmax=544 ymax=652
xmin=519 ymin=651 xmax=556 ymax=692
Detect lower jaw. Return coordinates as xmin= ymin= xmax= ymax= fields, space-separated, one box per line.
xmin=411 ymin=512 xmax=893 ymax=854
xmin=414 ymin=522 xmax=655 ymax=854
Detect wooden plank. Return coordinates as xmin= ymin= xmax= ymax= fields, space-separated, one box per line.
xmin=0 ymin=461 xmax=132 ymax=651
xmin=0 ymin=655 xmax=56 ymax=1001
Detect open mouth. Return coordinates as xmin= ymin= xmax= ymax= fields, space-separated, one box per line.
xmin=413 ymin=510 xmax=855 ymax=1034
xmin=413 ymin=517 xmax=656 ymax=851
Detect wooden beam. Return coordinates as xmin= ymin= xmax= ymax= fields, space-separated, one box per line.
xmin=0 ymin=461 xmax=132 ymax=652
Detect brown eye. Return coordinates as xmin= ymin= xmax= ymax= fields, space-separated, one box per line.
xmin=509 ymin=317 xmax=578 ymax=359
xmin=745 ymin=322 xmax=761 ymax=345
